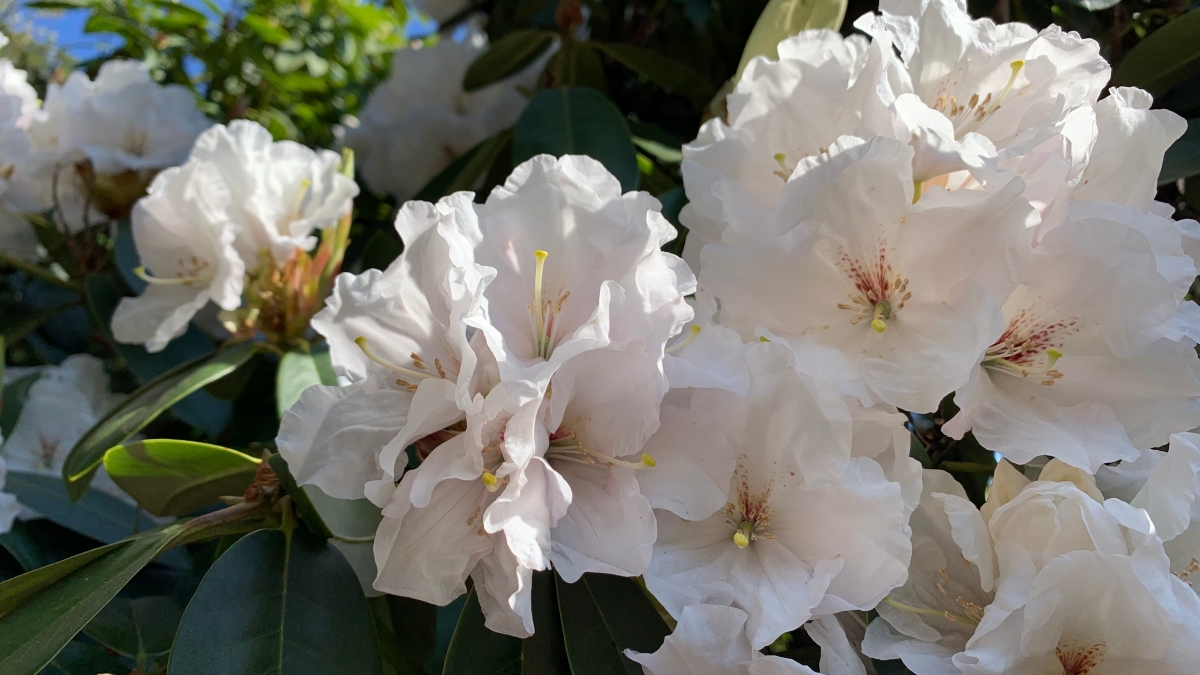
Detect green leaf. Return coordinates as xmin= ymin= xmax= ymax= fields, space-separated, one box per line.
xmin=579 ymin=575 xmax=670 ymax=659
xmin=85 ymin=273 xmax=234 ymax=436
xmin=522 ymin=571 xmax=571 ymax=674
xmin=1060 ymin=0 xmax=1120 ymax=10
xmin=735 ymin=0 xmax=849 ymax=81
xmin=380 ymin=595 xmax=437 ymax=675
xmin=0 ymin=525 xmax=181 ymax=675
xmin=83 ymin=595 xmax=183 ymax=668
xmin=267 ymin=454 xmax=381 ymax=542
xmin=276 ymin=348 xmax=337 ymax=418
xmin=513 ymin=87 xmax=639 ymax=192
xmin=243 ymin=14 xmax=291 ymax=43
xmin=168 ymin=528 xmax=384 ymax=675
xmin=560 ymin=42 xmax=608 ymax=91
xmin=103 ymin=440 xmax=260 ymax=517
xmin=1161 ymin=118 xmax=1200 ymax=184
xmin=62 ymin=340 xmax=259 ymax=500
xmin=358 ymin=229 xmax=404 ymax=271
xmin=3 ymin=303 xmax=74 ymax=345
xmin=414 ymin=129 xmax=515 ymax=203
xmin=555 ymin=575 xmax=637 ymax=675
xmin=442 ymin=589 xmax=522 ymax=675
xmin=3 ymin=471 xmax=159 ymax=545
xmin=37 ymin=638 xmax=128 ymax=675
xmin=463 ymin=29 xmax=556 ymax=92
xmin=1113 ymin=9 xmax=1200 ymax=97
xmin=1 ymin=372 xmax=40 ymax=439
xmin=590 ymin=43 xmax=716 ymax=107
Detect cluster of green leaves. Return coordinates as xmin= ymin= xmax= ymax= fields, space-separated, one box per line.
xmin=28 ymin=0 xmax=408 ymax=146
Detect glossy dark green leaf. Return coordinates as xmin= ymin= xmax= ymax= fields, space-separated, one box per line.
xmin=555 ymin=575 xmax=635 ymax=675
xmin=581 ymin=575 xmax=671 ymax=659
xmin=442 ymin=589 xmax=522 ymax=675
xmin=376 ymin=595 xmax=436 ymax=675
xmin=513 ymin=87 xmax=639 ymax=192
xmin=168 ymin=528 xmax=384 ymax=675
xmin=735 ymin=0 xmax=848 ymax=80
xmin=276 ymin=347 xmax=337 ymax=418
xmin=0 ymin=525 xmax=181 ymax=675
xmin=1113 ymin=9 xmax=1200 ymax=97
xmin=3 ymin=471 xmax=158 ymax=545
xmin=85 ymin=274 xmax=233 ymax=435
xmin=1161 ymin=118 xmax=1200 ymax=185
xmin=359 ymin=229 xmax=405 ymax=272
xmin=83 ymin=595 xmax=183 ymax=667
xmin=103 ymin=440 xmax=260 ymax=517
xmin=1 ymin=372 xmax=40 ymax=438
xmin=267 ymin=454 xmax=382 ymax=542
xmin=3 ymin=303 xmax=73 ymax=345
xmin=37 ymin=637 xmax=129 ymax=675
xmin=560 ymin=42 xmax=608 ymax=91
xmin=522 ymin=571 xmax=570 ymax=674
xmin=590 ymin=43 xmax=715 ymax=107
xmin=463 ymin=29 xmax=556 ymax=92
xmin=62 ymin=340 xmax=259 ymax=500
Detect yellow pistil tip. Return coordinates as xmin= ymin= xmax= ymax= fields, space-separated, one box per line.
xmin=871 ymin=318 xmax=887 ymax=334
xmin=534 ymin=250 xmax=548 ymax=262
xmin=354 ymin=336 xmax=368 ymax=347
xmin=758 ymin=335 xmax=770 ymax=342
xmin=1046 ymin=347 xmax=1063 ymax=358
xmin=481 ymin=471 xmax=499 ymax=491
xmin=1011 ymin=59 xmax=1025 ymax=72
xmin=641 ymin=453 xmax=656 ymax=468
xmin=689 ymin=324 xmax=701 ymax=336
xmin=733 ymin=531 xmax=750 ymax=548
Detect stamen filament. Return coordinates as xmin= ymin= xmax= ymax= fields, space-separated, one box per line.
xmin=883 ymin=597 xmax=979 ymax=626
xmin=547 ymin=440 xmax=655 ymax=470
xmin=666 ymin=325 xmax=702 ymax=354
xmin=983 ymin=61 xmax=1024 ymax=120
xmin=355 ymin=336 xmax=433 ymax=381
xmin=133 ymin=266 xmax=211 ymax=285
xmin=291 ymin=178 xmax=312 ymax=218
xmin=533 ymin=250 xmax=549 ymax=358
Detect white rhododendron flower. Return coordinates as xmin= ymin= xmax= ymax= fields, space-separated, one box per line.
xmin=701 ymin=135 xmax=1031 ymax=412
xmin=187 ymin=120 xmax=359 ymax=264
xmin=866 ymin=458 xmax=1200 ymax=674
xmin=111 ymin=120 xmax=357 ymax=353
xmin=346 ymin=22 xmax=543 ymax=201
xmin=0 ymin=355 xmax=127 ymax=500
xmin=0 ymin=53 xmax=42 ymax=260
xmin=645 ymin=342 xmax=914 ymax=649
xmin=279 ymin=155 xmax=698 ymax=636
xmin=626 ymin=604 xmax=819 ymax=675
xmin=23 ymin=60 xmax=209 ymax=226
xmin=944 ymin=206 xmax=1200 ymax=471
xmin=855 ymin=0 xmax=1108 ymax=183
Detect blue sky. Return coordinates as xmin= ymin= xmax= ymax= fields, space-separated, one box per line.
xmin=19 ymin=1 xmax=435 ymax=60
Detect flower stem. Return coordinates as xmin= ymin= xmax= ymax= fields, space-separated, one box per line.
xmin=0 ymin=251 xmax=83 ymax=292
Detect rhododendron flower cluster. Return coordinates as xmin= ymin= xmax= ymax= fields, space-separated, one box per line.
xmin=262 ymin=0 xmax=1200 ymax=671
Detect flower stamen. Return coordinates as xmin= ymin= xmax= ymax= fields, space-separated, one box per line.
xmin=134 ymin=265 xmax=212 ymax=286
xmin=666 ymin=325 xmax=702 ymax=354
xmin=354 ymin=336 xmax=434 ymax=382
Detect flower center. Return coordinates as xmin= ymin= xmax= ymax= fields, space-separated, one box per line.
xmin=725 ymin=461 xmax=775 ymax=548
xmin=354 ymin=336 xmax=453 ymax=391
xmin=543 ymin=430 xmax=656 ymax=470
xmin=931 ymin=60 xmax=1025 ymax=139
xmin=829 ymin=241 xmax=910 ymax=334
xmin=1055 ymin=638 xmax=1106 ymax=675
xmin=982 ymin=307 xmax=1076 ymax=386
xmin=528 ymin=250 xmax=570 ymax=360
xmin=134 ymin=256 xmax=214 ymax=286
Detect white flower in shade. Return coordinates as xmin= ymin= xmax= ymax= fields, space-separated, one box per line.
xmin=0 ymin=455 xmax=17 ymax=535
xmin=0 ymin=355 xmax=127 ymax=499
xmin=626 ymin=604 xmax=818 ymax=675
xmin=110 ymin=161 xmax=244 ymax=353
xmin=943 ymin=205 xmax=1200 ymax=472
xmin=862 ymin=469 xmax=996 ymax=675
xmin=701 ymin=135 xmax=1032 ymax=412
xmin=0 ymin=56 xmax=41 ymax=260
xmin=22 ymin=60 xmax=209 ymax=226
xmin=187 ymin=120 xmax=359 ymax=263
xmin=953 ymin=545 xmax=1200 ymax=675
xmin=346 ymin=22 xmax=543 ymax=201
xmin=677 ymin=28 xmax=897 ymax=269
xmin=644 ymin=342 xmax=913 ymax=649
xmin=855 ymin=0 xmax=1108 ymax=183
